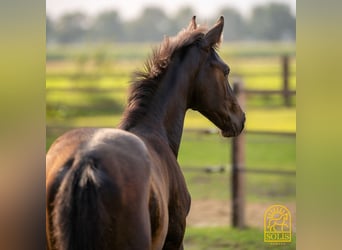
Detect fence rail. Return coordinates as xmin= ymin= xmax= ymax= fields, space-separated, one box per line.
xmin=241 ymin=55 xmax=295 ymax=106
xmin=245 ymin=89 xmax=296 ymax=96
xmin=181 ymin=165 xmax=296 ymax=176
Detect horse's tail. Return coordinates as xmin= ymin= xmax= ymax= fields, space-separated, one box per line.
xmin=52 ymin=157 xmax=111 ymax=250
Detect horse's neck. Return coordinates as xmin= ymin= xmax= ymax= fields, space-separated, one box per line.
xmin=157 ymin=81 xmax=188 ymax=156
xmin=123 ymin=66 xmax=191 ymax=157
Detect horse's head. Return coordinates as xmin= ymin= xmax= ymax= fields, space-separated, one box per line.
xmin=188 ymin=16 xmax=245 ymax=137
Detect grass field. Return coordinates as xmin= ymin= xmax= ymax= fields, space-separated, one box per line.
xmin=46 ymin=43 xmax=296 ymax=246
xmin=178 ymin=132 xmax=295 ymax=202
xmin=184 ymin=227 xmax=296 ymax=250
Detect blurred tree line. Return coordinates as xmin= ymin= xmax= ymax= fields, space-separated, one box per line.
xmin=47 ymin=3 xmax=295 ymax=44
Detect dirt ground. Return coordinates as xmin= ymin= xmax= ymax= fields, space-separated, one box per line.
xmin=187 ymin=200 xmax=296 ymax=232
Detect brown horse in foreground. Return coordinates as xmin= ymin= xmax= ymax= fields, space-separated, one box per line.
xmin=46 ymin=16 xmax=245 ymax=250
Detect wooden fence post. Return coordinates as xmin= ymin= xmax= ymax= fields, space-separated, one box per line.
xmin=282 ymin=55 xmax=290 ymax=107
xmin=231 ymin=80 xmax=246 ymax=229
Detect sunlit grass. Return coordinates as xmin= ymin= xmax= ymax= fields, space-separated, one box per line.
xmin=184 ymin=227 xmax=296 ymax=250
xmin=246 ymin=108 xmax=296 ymax=132
xmin=47 ymin=90 xmax=127 ymax=107
xmin=46 ymin=76 xmax=130 ymax=89
xmin=242 ymin=75 xmax=296 ymax=90
xmin=183 ymin=109 xmax=296 ymax=132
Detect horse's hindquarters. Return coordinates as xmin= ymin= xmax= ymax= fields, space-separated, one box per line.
xmin=46 ymin=128 xmax=153 ymax=250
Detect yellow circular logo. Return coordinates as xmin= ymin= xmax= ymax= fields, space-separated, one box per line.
xmin=264 ymin=205 xmax=291 ymax=243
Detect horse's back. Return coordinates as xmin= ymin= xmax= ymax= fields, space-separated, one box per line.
xmin=47 ymin=127 xmax=149 ymax=169
xmin=46 ymin=128 xmax=152 ymax=250
xmin=47 ymin=127 xmax=151 ymax=183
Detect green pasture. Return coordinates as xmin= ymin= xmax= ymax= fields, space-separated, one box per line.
xmin=177 ymin=132 xmax=295 ymax=202
xmin=46 ymin=42 xmax=296 ymax=202
xmin=184 ymin=227 xmax=296 ymax=250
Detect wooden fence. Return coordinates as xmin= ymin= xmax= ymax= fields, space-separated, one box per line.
xmin=230 ymin=76 xmax=296 ymax=228
xmin=242 ymin=55 xmax=295 ymax=107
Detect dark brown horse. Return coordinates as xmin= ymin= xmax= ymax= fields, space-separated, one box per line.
xmin=46 ymin=16 xmax=245 ymax=250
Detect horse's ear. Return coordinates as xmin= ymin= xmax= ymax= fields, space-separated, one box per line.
xmin=204 ymin=16 xmax=224 ymax=47
xmin=187 ymin=16 xmax=197 ymax=31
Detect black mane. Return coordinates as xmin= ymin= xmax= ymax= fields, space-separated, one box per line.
xmin=120 ymin=26 xmax=208 ymax=130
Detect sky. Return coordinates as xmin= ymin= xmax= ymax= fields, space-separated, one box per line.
xmin=46 ymin=0 xmax=296 ymax=20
